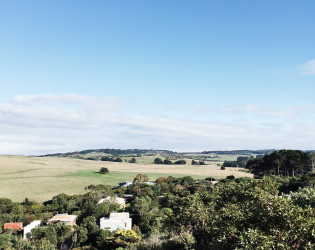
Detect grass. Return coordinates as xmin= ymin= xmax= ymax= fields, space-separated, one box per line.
xmin=63 ymin=170 xmax=213 ymax=186
xmin=0 ymin=155 xmax=252 ymax=202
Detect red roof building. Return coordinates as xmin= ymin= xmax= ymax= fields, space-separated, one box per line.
xmin=4 ymin=222 xmax=23 ymax=230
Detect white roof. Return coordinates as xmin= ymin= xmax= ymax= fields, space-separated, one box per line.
xmin=110 ymin=212 xmax=130 ymax=219
xmin=24 ymin=220 xmax=41 ymax=229
xmin=101 ymin=212 xmax=130 ymax=221
xmin=49 ymin=214 xmax=77 ymax=223
xmin=98 ymin=196 xmax=125 ymax=205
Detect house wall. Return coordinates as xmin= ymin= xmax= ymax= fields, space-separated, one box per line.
xmin=100 ymin=218 xmax=132 ymax=232
xmin=23 ymin=220 xmax=41 ymax=239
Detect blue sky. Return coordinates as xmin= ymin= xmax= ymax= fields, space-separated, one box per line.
xmin=0 ymin=1 xmax=315 ymax=155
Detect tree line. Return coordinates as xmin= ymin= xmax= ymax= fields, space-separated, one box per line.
xmin=246 ymin=150 xmax=312 ymax=178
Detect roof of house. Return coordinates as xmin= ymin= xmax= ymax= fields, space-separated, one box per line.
xmin=24 ymin=220 xmax=41 ymax=229
xmin=4 ymin=222 xmax=23 ymax=230
xmin=98 ymin=196 xmax=126 ymax=205
xmin=110 ymin=212 xmax=130 ymax=219
xmin=48 ymin=214 xmax=77 ymax=223
xmin=101 ymin=212 xmax=130 ymax=221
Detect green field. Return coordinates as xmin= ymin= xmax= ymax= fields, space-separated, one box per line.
xmin=0 ymin=155 xmax=252 ymax=202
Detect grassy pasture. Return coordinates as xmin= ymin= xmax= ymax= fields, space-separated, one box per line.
xmin=0 ymin=155 xmax=252 ymax=202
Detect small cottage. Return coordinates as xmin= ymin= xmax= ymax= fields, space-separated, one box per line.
xmin=48 ymin=214 xmax=77 ymax=230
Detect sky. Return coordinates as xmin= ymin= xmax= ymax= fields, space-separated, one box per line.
xmin=0 ymin=0 xmax=315 ymax=155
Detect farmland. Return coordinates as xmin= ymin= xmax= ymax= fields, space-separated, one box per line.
xmin=0 ymin=154 xmax=252 ymax=202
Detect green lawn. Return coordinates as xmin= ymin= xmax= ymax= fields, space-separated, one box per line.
xmin=62 ymin=170 xmax=212 ymax=186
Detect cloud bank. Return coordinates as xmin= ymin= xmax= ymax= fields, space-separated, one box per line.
xmin=0 ymin=94 xmax=314 ymax=155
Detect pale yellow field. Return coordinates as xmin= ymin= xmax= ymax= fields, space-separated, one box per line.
xmin=0 ymin=155 xmax=252 ymax=202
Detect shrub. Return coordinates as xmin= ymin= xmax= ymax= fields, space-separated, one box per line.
xmin=129 ymin=158 xmax=136 ymax=163
xmin=174 ymin=160 xmax=186 ymax=165
xmin=99 ymin=168 xmax=109 ymax=174
xmin=101 ymin=156 xmax=112 ymax=161
xmin=226 ymin=175 xmax=235 ymax=180
xmin=163 ymin=160 xmax=172 ymax=165
xmin=154 ymin=158 xmax=163 ymax=164
xmin=290 ymin=188 xmax=315 ymax=208
xmin=155 ymin=177 xmax=167 ymax=183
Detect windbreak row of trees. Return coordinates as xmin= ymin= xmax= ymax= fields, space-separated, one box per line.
xmin=154 ymin=158 xmax=186 ymax=165
xmin=223 ymin=156 xmax=254 ymax=168
xmin=100 ymin=156 xmax=123 ymax=162
xmin=246 ymin=150 xmax=312 ymax=177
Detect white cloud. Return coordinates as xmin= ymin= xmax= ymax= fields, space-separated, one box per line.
xmin=298 ymin=59 xmax=315 ymax=75
xmin=0 ymin=94 xmax=314 ymax=155
xmin=189 ymin=104 xmax=298 ymax=118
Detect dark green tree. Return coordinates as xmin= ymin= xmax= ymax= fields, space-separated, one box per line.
xmin=99 ymin=167 xmax=109 ymax=174
xmin=154 ymin=158 xmax=163 ymax=164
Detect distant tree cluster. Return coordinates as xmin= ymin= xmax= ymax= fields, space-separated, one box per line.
xmin=43 ymin=149 xmax=176 ymax=157
xmin=101 ymin=156 xmax=122 ymax=163
xmin=222 ymin=161 xmax=238 ymax=167
xmin=191 ymin=160 xmax=205 ymax=165
xmin=201 ymin=149 xmax=275 ymax=155
xmin=154 ymin=158 xmax=186 ymax=165
xmin=246 ymin=150 xmax=311 ymax=178
xmin=223 ymin=156 xmax=252 ymax=168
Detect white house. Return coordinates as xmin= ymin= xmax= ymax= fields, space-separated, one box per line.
xmin=97 ymin=196 xmax=126 ymax=209
xmin=23 ymin=220 xmax=41 ymax=239
xmin=119 ymin=182 xmax=133 ymax=187
xmin=48 ymin=214 xmax=77 ymax=230
xmin=100 ymin=212 xmax=132 ymax=232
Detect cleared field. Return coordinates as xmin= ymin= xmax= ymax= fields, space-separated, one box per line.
xmin=0 ymin=155 xmax=252 ymax=202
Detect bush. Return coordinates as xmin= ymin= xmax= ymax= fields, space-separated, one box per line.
xmin=221 ymin=166 xmax=225 ymax=170
xmin=163 ymin=160 xmax=172 ymax=165
xmin=154 ymin=158 xmax=163 ymax=164
xmin=226 ymin=175 xmax=235 ymax=180
xmin=174 ymin=160 xmax=186 ymax=165
xmin=192 ymin=160 xmax=205 ymax=165
xmin=99 ymin=168 xmax=109 ymax=174
xmin=155 ymin=177 xmax=167 ymax=183
xmin=101 ymin=156 xmax=112 ymax=161
xmin=129 ymin=158 xmax=136 ymax=163
xmin=223 ymin=161 xmax=237 ymax=167
xmin=290 ymin=188 xmax=315 ymax=208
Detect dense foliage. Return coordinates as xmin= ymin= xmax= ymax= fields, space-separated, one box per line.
xmin=246 ymin=150 xmax=311 ymax=178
